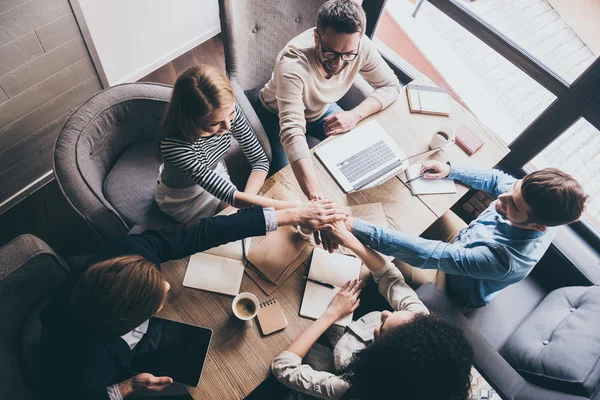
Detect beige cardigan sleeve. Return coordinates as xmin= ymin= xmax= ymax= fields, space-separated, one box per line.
xmin=372 ymin=261 xmax=430 ymax=314
xmin=275 ymin=54 xmax=311 ymax=164
xmin=359 ymin=37 xmax=402 ymax=109
xmin=272 ymin=351 xmax=350 ymax=399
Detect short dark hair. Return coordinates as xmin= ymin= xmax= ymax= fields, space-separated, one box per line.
xmin=521 ymin=168 xmax=587 ymax=226
xmin=341 ymin=313 xmax=473 ymax=400
xmin=317 ymin=0 xmax=366 ymax=35
xmin=70 ymin=255 xmax=166 ymax=336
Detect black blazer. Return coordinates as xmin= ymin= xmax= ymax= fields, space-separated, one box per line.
xmin=40 ymin=207 xmax=267 ymax=400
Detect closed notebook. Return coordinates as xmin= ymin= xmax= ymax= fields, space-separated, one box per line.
xmin=406 ymin=84 xmax=451 ymax=116
xmin=247 ymin=226 xmax=308 ymax=284
xmin=300 ymin=248 xmax=361 ymax=327
xmin=257 ymin=299 xmax=288 ymax=335
xmin=183 ymin=238 xmax=250 ymax=296
xmin=455 ymin=124 xmax=484 ymax=155
xmin=405 ymin=164 xmax=456 ymax=195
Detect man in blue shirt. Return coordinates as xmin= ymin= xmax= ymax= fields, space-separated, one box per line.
xmin=340 ymin=161 xmax=587 ymax=308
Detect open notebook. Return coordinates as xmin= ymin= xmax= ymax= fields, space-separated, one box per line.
xmin=405 ymin=164 xmax=457 ymax=195
xmin=300 ymin=248 xmax=361 ymax=327
xmin=183 ymin=238 xmax=250 ymax=296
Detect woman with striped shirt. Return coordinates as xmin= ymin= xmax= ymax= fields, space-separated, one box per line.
xmin=154 ymin=65 xmax=341 ymax=225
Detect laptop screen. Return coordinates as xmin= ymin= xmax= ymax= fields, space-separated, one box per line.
xmin=130 ymin=317 xmax=213 ymax=387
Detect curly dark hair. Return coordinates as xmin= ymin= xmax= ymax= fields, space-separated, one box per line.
xmin=340 ymin=313 xmax=473 ymax=400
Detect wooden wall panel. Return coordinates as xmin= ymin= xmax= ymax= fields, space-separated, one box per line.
xmin=0 ymin=31 xmax=44 ymax=75
xmin=0 ymin=36 xmax=88 ymax=97
xmin=0 ymin=111 xmax=70 ymax=172
xmin=0 ymin=152 xmax=49 ymax=199
xmin=0 ymin=75 xmax=101 ymax=151
xmin=0 ymin=0 xmax=102 ymax=212
xmin=0 ymin=0 xmax=70 ymax=47
xmin=35 ymin=12 xmax=80 ymax=52
xmin=0 ymin=57 xmax=95 ymax=127
xmin=0 ymin=0 xmax=29 ymax=14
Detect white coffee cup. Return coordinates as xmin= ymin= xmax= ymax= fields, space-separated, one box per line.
xmin=429 ymin=124 xmax=456 ymax=150
xmin=232 ymin=292 xmax=259 ymax=328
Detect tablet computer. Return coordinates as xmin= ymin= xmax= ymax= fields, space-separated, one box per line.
xmin=130 ymin=317 xmax=213 ymax=387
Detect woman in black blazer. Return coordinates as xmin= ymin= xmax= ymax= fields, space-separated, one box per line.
xmin=40 ymin=204 xmax=344 ymax=400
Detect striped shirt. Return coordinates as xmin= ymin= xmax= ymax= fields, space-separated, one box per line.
xmin=160 ymin=103 xmax=270 ymax=205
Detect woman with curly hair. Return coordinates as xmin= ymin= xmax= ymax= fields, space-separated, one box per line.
xmin=272 ymin=219 xmax=474 ymax=400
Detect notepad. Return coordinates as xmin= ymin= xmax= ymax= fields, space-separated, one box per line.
xmin=183 ymin=238 xmax=250 ymax=296
xmin=300 ymin=248 xmax=362 ymax=327
xmin=257 ymin=299 xmax=288 ymax=335
xmin=405 ymin=164 xmax=457 ymax=195
xmin=406 ymin=83 xmax=451 ymax=116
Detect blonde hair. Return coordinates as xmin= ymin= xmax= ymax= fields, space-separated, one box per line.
xmin=70 ymin=255 xmax=166 ymax=336
xmin=155 ymin=64 xmax=234 ymax=158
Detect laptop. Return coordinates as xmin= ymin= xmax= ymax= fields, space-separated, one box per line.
xmin=314 ymin=120 xmax=409 ymax=193
xmin=130 ymin=317 xmax=213 ymax=387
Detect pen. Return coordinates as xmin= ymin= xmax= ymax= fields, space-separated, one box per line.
xmin=405 ymin=168 xmax=435 ymax=184
xmin=241 ymin=239 xmax=247 ymax=266
xmin=302 ymin=276 xmax=336 ymax=289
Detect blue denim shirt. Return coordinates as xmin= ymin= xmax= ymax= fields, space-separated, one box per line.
xmin=351 ymin=166 xmax=556 ymax=308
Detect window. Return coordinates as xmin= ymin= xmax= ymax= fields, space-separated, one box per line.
xmin=530 ymin=118 xmax=600 ymax=231
xmin=372 ymin=0 xmax=600 ymax=246
xmin=379 ymin=0 xmax=556 ymax=144
xmin=462 ymin=0 xmax=599 ymax=84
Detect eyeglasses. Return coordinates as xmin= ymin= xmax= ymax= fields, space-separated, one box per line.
xmin=318 ymin=35 xmax=359 ymax=62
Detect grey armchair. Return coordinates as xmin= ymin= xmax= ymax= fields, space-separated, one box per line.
xmin=417 ymin=248 xmax=600 ymax=400
xmin=218 ymin=0 xmax=376 ymax=118
xmin=0 ymin=234 xmax=70 ymax=400
xmin=54 ymin=82 xmax=270 ymax=240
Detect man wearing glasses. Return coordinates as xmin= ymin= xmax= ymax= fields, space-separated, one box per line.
xmin=255 ymin=0 xmax=401 ymax=205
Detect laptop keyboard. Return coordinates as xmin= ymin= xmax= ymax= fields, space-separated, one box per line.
xmin=338 ymin=140 xmax=396 ymax=183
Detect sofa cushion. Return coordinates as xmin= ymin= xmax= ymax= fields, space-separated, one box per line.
xmin=501 ymin=286 xmax=600 ymax=397
xmin=104 ymin=140 xmax=176 ymax=230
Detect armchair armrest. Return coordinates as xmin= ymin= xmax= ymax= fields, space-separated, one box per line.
xmin=337 ymin=74 xmax=375 ymax=111
xmin=231 ymin=79 xmax=272 ymax=161
xmin=0 ymin=234 xmax=70 ymax=326
xmin=416 ymin=284 xmax=583 ymax=400
xmin=0 ymin=235 xmax=70 ymax=399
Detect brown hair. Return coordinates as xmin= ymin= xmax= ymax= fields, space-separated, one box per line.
xmin=70 ymin=255 xmax=167 ymax=336
xmin=521 ymin=168 xmax=587 ymax=226
xmin=317 ymin=0 xmax=366 ymax=35
xmin=154 ymin=64 xmax=234 ymax=158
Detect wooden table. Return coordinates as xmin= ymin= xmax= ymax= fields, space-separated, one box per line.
xmin=158 ymin=82 xmax=509 ymax=400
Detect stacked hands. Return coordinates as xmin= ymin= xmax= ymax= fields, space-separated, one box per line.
xmin=295 ymin=160 xmax=451 ymax=251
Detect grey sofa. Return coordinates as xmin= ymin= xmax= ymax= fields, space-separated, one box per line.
xmin=54 ymin=82 xmax=271 ymax=240
xmin=0 ymin=234 xmax=70 ymax=400
xmin=417 ymin=249 xmax=600 ymax=400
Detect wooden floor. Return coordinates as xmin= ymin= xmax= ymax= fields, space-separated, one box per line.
xmin=139 ymin=34 xmax=226 ymax=85
xmin=0 ymin=34 xmax=227 ymax=258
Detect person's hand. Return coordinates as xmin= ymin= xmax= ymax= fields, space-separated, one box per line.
xmin=318 ymin=230 xmax=339 ymax=253
xmin=420 ymin=160 xmax=451 ymax=179
xmin=119 ymin=373 xmax=173 ymax=396
xmin=323 ymin=110 xmax=360 ymax=136
xmin=295 ymin=200 xmax=347 ymax=231
xmin=325 ymin=279 xmax=362 ymax=319
xmin=325 ymin=219 xmax=354 ymax=247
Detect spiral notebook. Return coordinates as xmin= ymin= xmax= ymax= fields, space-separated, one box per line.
xmin=257 ymin=299 xmax=288 ymax=335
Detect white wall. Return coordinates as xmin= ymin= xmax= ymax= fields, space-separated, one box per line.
xmin=73 ymin=0 xmax=220 ymax=86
